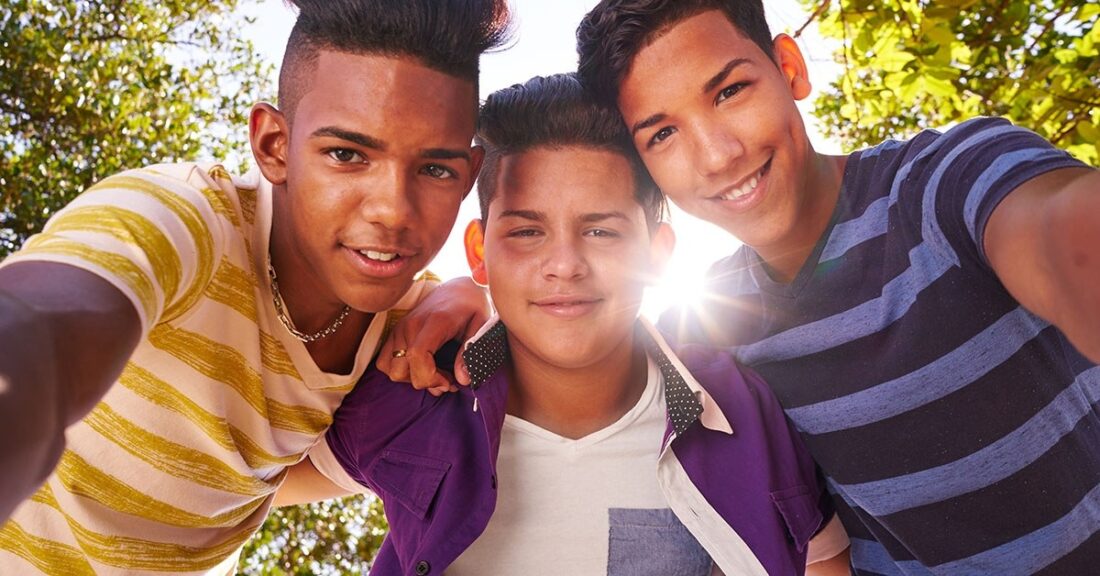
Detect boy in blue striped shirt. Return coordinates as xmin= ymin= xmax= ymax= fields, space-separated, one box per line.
xmin=573 ymin=1 xmax=1100 ymax=574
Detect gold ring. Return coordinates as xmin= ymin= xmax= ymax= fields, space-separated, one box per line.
xmin=392 ymin=349 xmax=408 ymax=359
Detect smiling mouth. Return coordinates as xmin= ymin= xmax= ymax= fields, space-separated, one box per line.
xmin=713 ymin=158 xmax=771 ymax=201
xmin=358 ymin=249 xmax=399 ymax=262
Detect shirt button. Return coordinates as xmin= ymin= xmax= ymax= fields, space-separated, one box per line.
xmin=415 ymin=560 xmax=431 ymax=575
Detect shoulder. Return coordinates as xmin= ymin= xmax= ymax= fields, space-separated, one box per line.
xmin=674 ymin=344 xmax=777 ymax=408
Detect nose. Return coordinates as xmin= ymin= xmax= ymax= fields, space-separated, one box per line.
xmin=691 ymin=121 xmax=744 ymax=179
xmin=362 ymin=165 xmax=415 ymax=230
xmin=540 ymin=235 xmax=588 ymax=281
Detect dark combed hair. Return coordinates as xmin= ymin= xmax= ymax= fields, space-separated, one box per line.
xmin=279 ymin=0 xmax=512 ymax=117
xmin=476 ymin=73 xmax=665 ymax=230
xmin=577 ymin=0 xmax=775 ymax=105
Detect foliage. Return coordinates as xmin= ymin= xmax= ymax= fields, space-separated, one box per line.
xmin=800 ymin=0 xmax=1099 ymax=165
xmin=239 ymin=494 xmax=389 ymax=575
xmin=0 ymin=0 xmax=273 ymax=256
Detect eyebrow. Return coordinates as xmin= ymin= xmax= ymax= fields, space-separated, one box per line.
xmin=702 ymin=58 xmax=751 ymax=94
xmin=497 ymin=209 xmax=543 ymax=222
xmin=312 ymin=126 xmax=471 ymax=162
xmin=495 ymin=210 xmax=631 ymax=223
xmin=630 ymin=58 xmax=752 ymax=137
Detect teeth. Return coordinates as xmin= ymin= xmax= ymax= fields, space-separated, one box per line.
xmin=720 ymin=171 xmax=761 ymax=200
xmin=360 ymin=250 xmax=398 ymax=262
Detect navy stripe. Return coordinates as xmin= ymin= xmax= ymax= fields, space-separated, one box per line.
xmin=738 ymin=240 xmax=952 ymax=365
xmin=820 ymin=196 xmax=890 ymax=263
xmin=838 ymin=367 xmax=1100 ymax=515
xmin=933 ymin=481 xmax=1100 ymax=574
xmin=786 ymin=307 xmax=1049 ymax=434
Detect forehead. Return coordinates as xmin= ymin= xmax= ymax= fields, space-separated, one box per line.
xmin=293 ymin=50 xmax=478 ymax=143
xmin=489 ymin=146 xmax=642 ymax=218
xmin=618 ymin=10 xmax=769 ymax=120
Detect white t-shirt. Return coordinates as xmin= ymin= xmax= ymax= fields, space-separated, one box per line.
xmin=447 ymin=356 xmax=715 ymax=576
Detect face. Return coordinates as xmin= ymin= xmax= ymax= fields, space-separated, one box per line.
xmin=469 ymin=146 xmax=671 ymax=371
xmin=617 ymin=10 xmax=824 ymax=255
xmin=255 ymin=50 xmax=482 ymax=316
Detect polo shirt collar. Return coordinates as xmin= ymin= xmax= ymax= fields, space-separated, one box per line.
xmin=461 ymin=316 xmax=732 ymax=437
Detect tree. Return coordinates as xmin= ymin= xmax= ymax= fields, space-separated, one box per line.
xmin=798 ymin=0 xmax=1099 ymax=165
xmin=239 ymin=494 xmax=389 ymax=575
xmin=0 ymin=0 xmax=273 ymax=256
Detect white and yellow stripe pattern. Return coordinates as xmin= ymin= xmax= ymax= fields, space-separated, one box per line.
xmin=0 ymin=164 xmax=432 ymax=574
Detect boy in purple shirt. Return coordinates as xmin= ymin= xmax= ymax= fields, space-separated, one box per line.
xmin=309 ymin=73 xmax=849 ymax=575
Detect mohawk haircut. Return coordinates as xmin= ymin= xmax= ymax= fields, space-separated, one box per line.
xmin=279 ymin=0 xmax=512 ymax=119
xmin=577 ymin=0 xmax=775 ymax=106
xmin=476 ymin=73 xmax=665 ymax=230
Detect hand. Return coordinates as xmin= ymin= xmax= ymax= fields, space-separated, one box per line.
xmin=377 ymin=276 xmax=491 ymax=396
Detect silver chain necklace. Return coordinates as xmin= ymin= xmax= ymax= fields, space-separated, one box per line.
xmin=267 ymin=260 xmax=350 ymax=343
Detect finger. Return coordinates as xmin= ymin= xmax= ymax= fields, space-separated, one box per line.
xmin=377 ymin=340 xmax=412 ymax=383
xmin=453 ymin=352 xmax=471 ymax=386
xmin=407 ymin=347 xmax=453 ymax=391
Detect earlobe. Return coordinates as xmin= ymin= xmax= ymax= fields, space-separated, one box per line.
xmin=249 ymin=103 xmax=290 ymax=185
xmin=773 ymin=34 xmax=812 ymax=101
xmin=464 ymin=220 xmax=489 ymax=286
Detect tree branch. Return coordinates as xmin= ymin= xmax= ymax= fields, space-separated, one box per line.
xmin=794 ymin=0 xmax=832 ymax=38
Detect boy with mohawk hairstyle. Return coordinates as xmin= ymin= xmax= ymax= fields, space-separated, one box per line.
xmin=0 ymin=0 xmax=509 ymax=572
xmin=574 ymin=0 xmax=1100 ymax=574
xmin=316 ymin=73 xmax=850 ymax=575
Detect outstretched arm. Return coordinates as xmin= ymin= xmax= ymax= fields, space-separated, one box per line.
xmin=985 ymin=167 xmax=1100 ymax=362
xmin=0 ymin=261 xmax=141 ymax=521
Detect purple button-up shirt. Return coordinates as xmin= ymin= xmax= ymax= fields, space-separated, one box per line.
xmin=320 ymin=321 xmax=832 ymax=575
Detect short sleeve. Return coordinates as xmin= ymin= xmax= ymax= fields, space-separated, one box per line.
xmin=1 ymin=165 xmax=228 ymax=335
xmin=307 ymin=437 xmax=372 ymax=494
xmin=916 ymin=117 xmax=1086 ymax=267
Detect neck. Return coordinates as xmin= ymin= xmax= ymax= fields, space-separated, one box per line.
xmin=756 ymin=152 xmax=848 ymax=283
xmin=505 ymin=332 xmax=648 ymax=440
xmin=269 ymin=194 xmax=370 ymax=373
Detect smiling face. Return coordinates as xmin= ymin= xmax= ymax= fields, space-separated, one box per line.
xmin=617 ymin=10 xmax=833 ymax=263
xmin=255 ymin=50 xmax=482 ymax=319
xmin=470 ymin=146 xmax=670 ymax=372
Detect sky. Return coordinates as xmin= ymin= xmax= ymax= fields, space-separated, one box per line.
xmin=240 ymin=0 xmax=842 ymax=319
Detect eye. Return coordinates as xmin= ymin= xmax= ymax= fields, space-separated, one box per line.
xmin=716 ymin=82 xmax=748 ymax=104
xmin=506 ymin=228 xmax=541 ymax=238
xmin=647 ymin=126 xmax=676 ymax=149
xmin=422 ymin=164 xmax=457 ymax=180
xmin=326 ymin=148 xmax=364 ymax=163
xmin=585 ymin=228 xmax=620 ymax=239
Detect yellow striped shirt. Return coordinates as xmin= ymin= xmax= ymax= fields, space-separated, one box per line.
xmin=0 ymin=164 xmax=434 ymax=574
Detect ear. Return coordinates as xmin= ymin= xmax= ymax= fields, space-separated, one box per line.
xmin=250 ymin=102 xmax=290 ymax=185
xmin=773 ymin=34 xmax=812 ymax=101
xmin=647 ymin=223 xmax=676 ymax=282
xmin=463 ymin=145 xmax=486 ymax=200
xmin=464 ymin=219 xmax=489 ymax=286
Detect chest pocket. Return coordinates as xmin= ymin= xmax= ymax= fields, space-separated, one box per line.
xmin=770 ymin=484 xmax=822 ymax=552
xmin=371 ymin=448 xmax=451 ymax=519
xmin=608 ymin=508 xmax=712 ymax=576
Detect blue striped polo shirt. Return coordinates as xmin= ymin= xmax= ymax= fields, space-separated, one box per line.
xmin=660 ymin=117 xmax=1098 ymax=575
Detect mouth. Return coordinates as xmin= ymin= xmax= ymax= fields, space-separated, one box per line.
xmin=711 ymin=158 xmax=772 ymax=202
xmin=358 ymin=249 xmax=400 ymax=263
xmin=532 ymin=295 xmax=602 ymax=318
xmin=344 ymin=245 xmax=416 ymax=278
